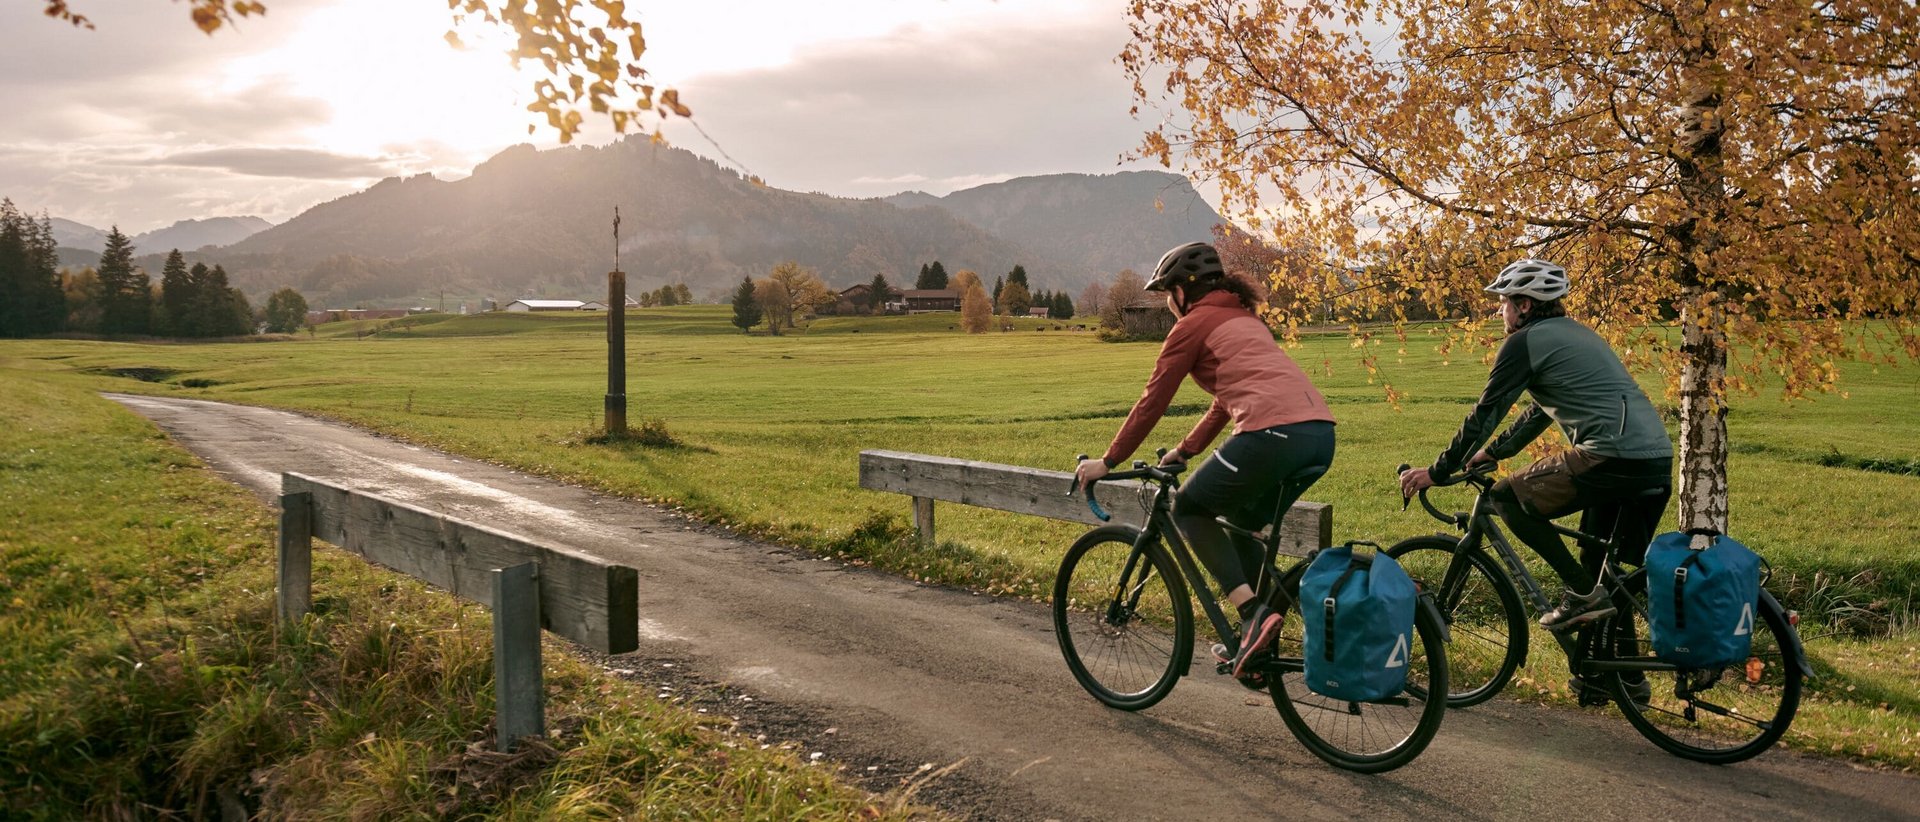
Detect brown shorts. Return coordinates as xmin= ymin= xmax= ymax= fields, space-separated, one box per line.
xmin=1501 ymin=448 xmax=1607 ymax=518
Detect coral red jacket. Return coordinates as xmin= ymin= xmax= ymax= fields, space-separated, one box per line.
xmin=1102 ymin=290 xmax=1334 ymax=467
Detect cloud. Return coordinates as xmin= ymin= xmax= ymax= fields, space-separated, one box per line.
xmin=146 ymin=147 xmax=398 ymax=180
xmin=658 ymin=12 xmax=1159 ymax=198
xmin=851 ymin=173 xmax=930 ymax=184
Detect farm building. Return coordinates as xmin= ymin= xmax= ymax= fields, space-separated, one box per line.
xmin=902 ymin=289 xmax=961 ymax=313
xmin=505 ymin=299 xmax=588 ymax=312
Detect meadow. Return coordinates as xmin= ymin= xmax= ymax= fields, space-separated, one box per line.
xmin=5 ymin=305 xmax=1917 ymax=771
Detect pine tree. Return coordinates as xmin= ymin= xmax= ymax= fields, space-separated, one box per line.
xmin=0 ymin=201 xmax=64 ymax=337
xmin=96 ymin=226 xmax=149 ymax=335
xmin=1054 ymin=291 xmax=1075 ymax=320
xmin=1008 ymin=264 xmax=1029 ymax=289
xmin=158 ymin=250 xmax=191 ymax=336
xmin=924 ymin=261 xmax=949 ymax=290
xmin=867 ymin=273 xmax=894 ymax=314
xmin=915 ymin=263 xmax=931 ymax=289
xmin=730 ymin=276 xmax=762 ymax=333
xmin=991 ymin=275 xmax=1004 ymax=309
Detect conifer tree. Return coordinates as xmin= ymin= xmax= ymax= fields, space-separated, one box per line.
xmin=96 ymin=226 xmax=149 ymax=335
xmin=867 ymin=273 xmax=894 ymax=314
xmin=0 ymin=201 xmax=64 ymax=337
xmin=730 ymin=276 xmax=762 ymax=333
xmin=158 ymin=250 xmax=191 ymax=336
xmin=1007 ymin=264 xmax=1029 ymax=289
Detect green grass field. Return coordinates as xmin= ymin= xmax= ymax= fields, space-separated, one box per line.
xmin=5 ymin=306 xmax=1916 ymax=770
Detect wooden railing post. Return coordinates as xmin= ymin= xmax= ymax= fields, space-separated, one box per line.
xmin=493 ymin=562 xmax=545 ymax=751
xmin=277 ymin=490 xmax=313 ymax=626
xmin=912 ymin=496 xmax=935 ymax=546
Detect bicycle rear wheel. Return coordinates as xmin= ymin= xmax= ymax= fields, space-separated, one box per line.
xmin=1602 ymin=588 xmax=1804 ymax=764
xmin=1266 ymin=574 xmax=1449 ymax=773
xmin=1052 ymin=525 xmax=1194 ymax=711
xmin=1388 ymin=535 xmax=1526 ymax=707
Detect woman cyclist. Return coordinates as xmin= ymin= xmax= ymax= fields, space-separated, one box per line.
xmin=1398 ymin=258 xmax=1673 ymax=700
xmin=1074 ymin=241 xmax=1336 ymax=680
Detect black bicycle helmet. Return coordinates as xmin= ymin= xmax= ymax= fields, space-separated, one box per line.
xmin=1145 ymin=241 xmax=1224 ymax=292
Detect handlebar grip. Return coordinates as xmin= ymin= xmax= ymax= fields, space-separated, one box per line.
xmin=1069 ymin=454 xmax=1089 ymax=495
xmin=1397 ymin=463 xmax=1413 ymax=510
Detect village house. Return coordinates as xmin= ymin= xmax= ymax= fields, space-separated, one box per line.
xmin=901 ymin=289 xmax=962 ymax=313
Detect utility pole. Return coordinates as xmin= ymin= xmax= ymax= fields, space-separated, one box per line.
xmin=605 ymin=206 xmax=627 ymax=436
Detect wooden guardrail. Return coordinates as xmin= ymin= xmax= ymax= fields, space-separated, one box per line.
xmin=857 ymin=450 xmax=1332 ymax=558
xmin=277 ymin=472 xmax=639 ymax=750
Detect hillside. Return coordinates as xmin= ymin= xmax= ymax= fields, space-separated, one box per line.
xmin=201 ymin=139 xmax=1039 ymax=305
xmin=883 ymin=171 xmax=1226 ymax=276
xmin=145 ymin=139 xmax=1223 ymax=306
xmin=137 ymin=216 xmax=273 ymax=252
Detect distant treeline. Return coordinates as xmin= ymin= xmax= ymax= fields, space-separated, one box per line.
xmin=0 ymin=198 xmax=310 ymax=338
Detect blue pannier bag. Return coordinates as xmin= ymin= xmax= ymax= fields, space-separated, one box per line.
xmin=1647 ymin=529 xmax=1760 ymax=668
xmin=1300 ymin=542 xmax=1416 ymax=702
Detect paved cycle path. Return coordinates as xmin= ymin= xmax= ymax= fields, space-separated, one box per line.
xmin=108 ymin=393 xmax=1918 ymax=821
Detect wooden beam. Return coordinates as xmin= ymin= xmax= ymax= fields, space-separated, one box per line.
xmin=277 ymin=491 xmax=313 ymax=626
xmin=858 ymin=450 xmax=1331 ymax=558
xmin=283 ymin=473 xmax=639 ymax=654
xmin=493 ymin=562 xmax=545 ymax=750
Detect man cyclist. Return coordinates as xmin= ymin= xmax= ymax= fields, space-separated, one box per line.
xmin=1398 ymin=259 xmax=1673 ymax=699
xmin=1075 ymin=241 xmax=1336 ymax=681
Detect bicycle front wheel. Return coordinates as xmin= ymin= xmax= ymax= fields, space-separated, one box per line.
xmin=1267 ymin=577 xmax=1449 ymax=773
xmin=1051 ymin=525 xmax=1194 ymax=711
xmin=1604 ymin=588 xmax=1804 ymax=764
xmin=1389 ymin=535 xmax=1527 ymax=707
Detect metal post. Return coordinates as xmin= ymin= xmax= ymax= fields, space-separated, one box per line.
xmin=605 ymin=269 xmax=627 ymax=436
xmin=913 ymin=496 xmax=935 ymax=546
xmin=277 ymin=490 xmax=313 ymax=626
xmin=493 ymin=562 xmax=545 ymax=751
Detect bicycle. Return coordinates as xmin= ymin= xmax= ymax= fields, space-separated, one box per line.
xmin=1391 ymin=462 xmax=1808 ymax=764
xmin=1052 ymin=453 xmax=1448 ymax=773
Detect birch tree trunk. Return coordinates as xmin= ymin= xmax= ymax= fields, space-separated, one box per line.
xmin=1677 ymin=294 xmax=1730 ymax=532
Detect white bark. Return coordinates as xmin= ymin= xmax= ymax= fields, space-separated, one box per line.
xmin=1677 ymin=296 xmax=1730 ymax=533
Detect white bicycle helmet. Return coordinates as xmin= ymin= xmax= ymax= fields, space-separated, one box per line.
xmin=1485 ymin=258 xmax=1569 ymax=302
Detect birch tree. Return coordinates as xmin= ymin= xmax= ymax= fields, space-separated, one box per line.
xmin=1124 ymin=0 xmax=1920 ymax=531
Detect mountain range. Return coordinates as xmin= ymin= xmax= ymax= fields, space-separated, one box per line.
xmin=54 ymin=216 xmax=274 ymax=260
xmin=63 ymin=137 xmax=1227 ymax=306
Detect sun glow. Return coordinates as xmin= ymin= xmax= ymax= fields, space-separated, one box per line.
xmin=221 ymin=0 xmax=541 ymax=174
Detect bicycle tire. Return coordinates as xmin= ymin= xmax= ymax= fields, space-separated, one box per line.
xmin=1266 ymin=571 xmax=1449 ymax=773
xmin=1604 ymin=588 xmax=1804 ymax=764
xmin=1051 ymin=525 xmax=1194 ymax=711
xmin=1388 ymin=535 xmax=1527 ymax=707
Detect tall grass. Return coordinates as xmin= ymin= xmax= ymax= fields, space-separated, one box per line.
xmin=0 ymin=367 xmax=928 ymax=818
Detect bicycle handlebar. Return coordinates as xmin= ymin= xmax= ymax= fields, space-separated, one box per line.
xmin=1070 ymin=451 xmax=1185 ymax=522
xmin=1397 ymin=461 xmax=1496 ymax=526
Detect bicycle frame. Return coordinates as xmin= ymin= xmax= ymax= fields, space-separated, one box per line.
xmin=1423 ymin=475 xmax=1682 ymax=678
xmin=1107 ymin=469 xmax=1271 ymax=658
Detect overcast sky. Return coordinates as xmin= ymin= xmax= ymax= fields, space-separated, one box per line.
xmin=0 ymin=0 xmax=1193 ymax=234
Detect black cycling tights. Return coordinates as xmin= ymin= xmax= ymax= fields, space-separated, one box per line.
xmin=1490 ymin=480 xmax=1669 ymax=595
xmin=1171 ymin=421 xmax=1336 ymax=608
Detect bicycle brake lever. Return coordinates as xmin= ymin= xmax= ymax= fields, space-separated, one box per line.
xmin=1396 ymin=463 xmax=1412 ymax=511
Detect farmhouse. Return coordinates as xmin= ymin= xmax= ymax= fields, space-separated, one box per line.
xmin=505 ymin=299 xmax=588 ymax=312
xmin=902 ymin=289 xmax=962 ymax=313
